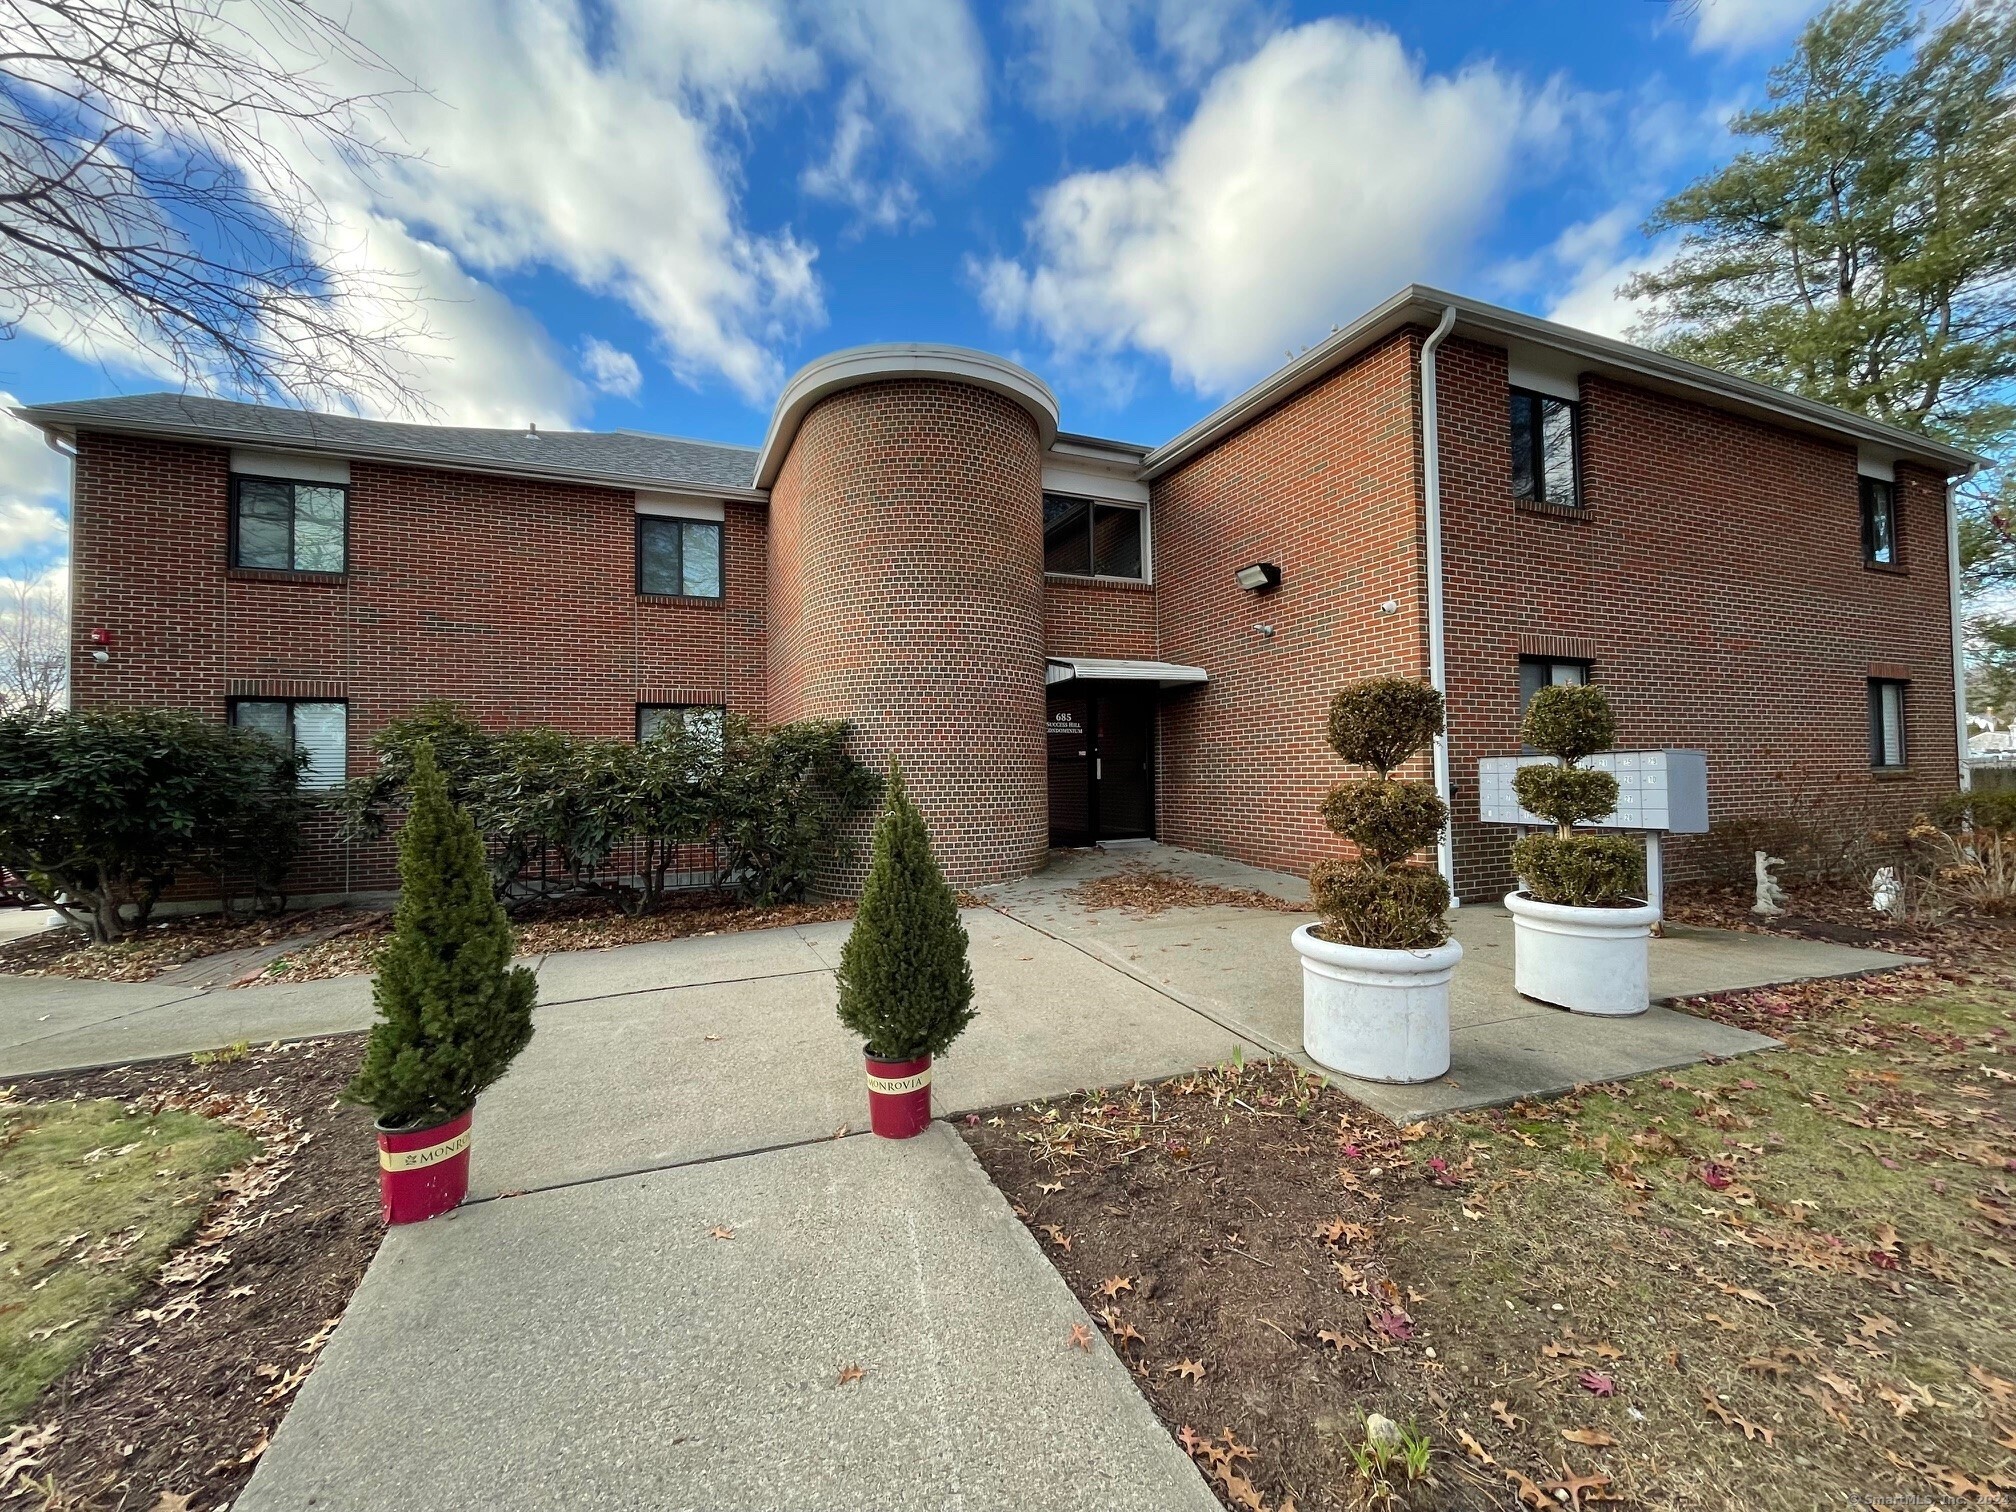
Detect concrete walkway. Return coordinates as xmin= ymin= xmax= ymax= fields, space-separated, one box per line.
xmin=984 ymin=843 xmax=1917 ymax=1121
xmin=237 ymin=1126 xmax=1218 ymax=1512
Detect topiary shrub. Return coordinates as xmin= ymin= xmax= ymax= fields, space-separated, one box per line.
xmin=346 ymin=742 xmax=537 ymax=1130
xmin=1510 ymin=684 xmax=1646 ymax=907
xmin=1312 ymin=678 xmax=1449 ymax=950
xmin=834 ymin=762 xmax=975 ymax=1061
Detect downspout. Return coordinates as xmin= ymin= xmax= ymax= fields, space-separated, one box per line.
xmin=1420 ymin=305 xmax=1460 ymax=901
xmin=1951 ymin=469 xmax=1976 ymax=790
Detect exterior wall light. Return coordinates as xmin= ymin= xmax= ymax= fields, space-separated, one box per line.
xmin=1235 ymin=562 xmax=1281 ymax=592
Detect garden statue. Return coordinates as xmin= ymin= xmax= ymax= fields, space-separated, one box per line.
xmin=1871 ymin=865 xmax=1902 ymax=917
xmin=1752 ymin=851 xmax=1788 ymax=917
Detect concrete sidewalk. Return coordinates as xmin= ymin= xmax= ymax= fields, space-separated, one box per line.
xmin=235 ymin=1125 xmax=1220 ymax=1512
xmin=983 ymin=844 xmax=1918 ymax=1121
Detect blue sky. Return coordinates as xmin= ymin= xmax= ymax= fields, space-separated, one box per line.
xmin=0 ymin=0 xmax=1826 ymax=589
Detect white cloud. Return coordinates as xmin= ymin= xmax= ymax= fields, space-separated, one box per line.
xmin=580 ymin=338 xmax=644 ymax=401
xmin=798 ymin=0 xmax=989 ymax=225
xmin=978 ymin=18 xmax=1570 ymax=391
xmin=0 ymin=397 xmax=70 ymax=558
xmin=1687 ymin=0 xmax=1823 ymax=55
xmin=1011 ymin=0 xmax=1269 ymax=121
xmin=1534 ymin=211 xmax=1675 ymax=340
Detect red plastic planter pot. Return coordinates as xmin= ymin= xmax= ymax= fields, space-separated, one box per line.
xmin=376 ymin=1108 xmax=473 ymax=1225
xmin=864 ymin=1051 xmax=932 ymax=1139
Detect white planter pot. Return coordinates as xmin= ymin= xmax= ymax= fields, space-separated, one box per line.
xmin=1504 ymin=890 xmax=1660 ymax=1017
xmin=1292 ymin=923 xmax=1460 ymax=1084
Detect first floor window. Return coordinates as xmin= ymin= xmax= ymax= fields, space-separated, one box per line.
xmin=1861 ymin=476 xmax=1898 ymax=566
xmin=637 ymin=515 xmax=722 ymax=598
xmin=638 ymin=703 xmax=725 ymax=749
xmin=231 ymin=699 xmax=347 ymax=788
xmin=1518 ymin=656 xmax=1589 ymax=718
xmin=1043 ymin=494 xmax=1145 ymax=579
xmin=232 ymin=476 xmax=346 ymax=573
xmin=1509 ymin=388 xmax=1581 ymax=507
xmin=1869 ymin=679 xmax=1907 ymax=769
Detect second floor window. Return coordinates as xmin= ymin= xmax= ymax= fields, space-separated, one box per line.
xmin=1510 ymin=388 xmax=1580 ymax=507
xmin=232 ymin=476 xmax=346 ymax=573
xmin=1861 ymin=477 xmax=1898 ymax=566
xmin=638 ymin=516 xmax=723 ymax=598
xmin=1044 ymin=494 xmax=1145 ymax=579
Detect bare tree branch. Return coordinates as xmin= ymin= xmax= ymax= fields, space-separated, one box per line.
xmin=0 ymin=0 xmax=432 ymax=414
xmin=0 ymin=570 xmax=65 ymax=712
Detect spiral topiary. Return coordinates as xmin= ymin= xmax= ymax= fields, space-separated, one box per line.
xmin=1509 ymin=683 xmax=1646 ymax=907
xmin=1312 ymin=677 xmax=1449 ymax=950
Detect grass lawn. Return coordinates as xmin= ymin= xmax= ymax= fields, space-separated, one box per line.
xmin=965 ymin=960 xmax=2016 ymax=1511
xmin=0 ymin=1097 xmax=254 ymax=1423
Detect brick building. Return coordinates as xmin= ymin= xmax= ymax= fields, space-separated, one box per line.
xmin=16 ymin=287 xmax=1976 ymax=902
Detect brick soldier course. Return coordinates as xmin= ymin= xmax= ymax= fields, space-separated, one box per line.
xmin=17 ymin=286 xmax=1978 ymax=903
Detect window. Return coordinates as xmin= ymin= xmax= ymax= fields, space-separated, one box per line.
xmin=231 ymin=476 xmax=346 ymax=573
xmin=637 ymin=516 xmax=723 ymax=598
xmin=1861 ymin=477 xmax=1898 ymax=566
xmin=1509 ymin=388 xmax=1581 ymax=507
xmin=231 ymin=699 xmax=347 ymax=788
xmin=1518 ymin=656 xmax=1589 ymax=718
xmin=1869 ymin=679 xmax=1907 ymax=769
xmin=1043 ymin=494 xmax=1145 ymax=579
xmin=638 ymin=703 xmax=725 ymax=749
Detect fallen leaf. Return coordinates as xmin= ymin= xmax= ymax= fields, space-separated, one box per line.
xmin=1068 ymin=1322 xmax=1094 ymax=1352
xmin=836 ymin=1364 xmax=864 ymax=1386
xmin=1491 ymin=1399 xmax=1521 ymax=1429
xmin=1457 ymin=1428 xmax=1495 ymax=1466
xmin=1702 ymin=1389 xmax=1776 ymax=1445
xmin=706 ymin=1226 xmax=734 ymax=1241
xmin=1578 ymin=1370 xmax=1616 ymax=1399
xmin=1316 ymin=1329 xmax=1361 ymax=1352
xmin=1972 ymin=1363 xmax=2016 ymax=1403
xmin=1100 ymin=1275 xmax=1133 ymax=1299
xmin=150 ymin=1494 xmax=194 ymax=1512
xmin=1561 ymin=1426 xmax=1616 ymax=1447
xmin=1164 ymin=1358 xmax=1207 ymax=1380
xmin=1815 ymin=1368 xmax=1864 ymax=1406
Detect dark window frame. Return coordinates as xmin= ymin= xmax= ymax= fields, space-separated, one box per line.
xmin=635 ymin=514 xmax=725 ymax=600
xmin=1517 ymin=655 xmax=1592 ymax=716
xmin=1508 ymin=386 xmax=1584 ymax=509
xmin=1861 ymin=475 xmax=1901 ymax=569
xmin=636 ymin=702 xmax=726 ymax=745
xmin=1868 ymin=678 xmax=1908 ymax=770
xmin=227 ymin=696 xmax=350 ymax=788
xmin=1042 ymin=492 xmax=1148 ymax=581
xmin=228 ymin=474 xmax=349 ymax=575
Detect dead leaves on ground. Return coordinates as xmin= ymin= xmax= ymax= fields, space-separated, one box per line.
xmin=1177 ymin=1426 xmax=1272 ymax=1512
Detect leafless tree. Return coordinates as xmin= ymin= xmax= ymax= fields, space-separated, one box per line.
xmin=0 ymin=0 xmax=428 ymax=412
xmin=0 ymin=570 xmax=65 ymax=712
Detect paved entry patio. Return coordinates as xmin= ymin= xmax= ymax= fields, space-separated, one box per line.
xmin=982 ymin=843 xmax=1920 ymax=1123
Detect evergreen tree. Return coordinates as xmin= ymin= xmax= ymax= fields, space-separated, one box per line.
xmin=834 ymin=762 xmax=975 ymax=1060
xmin=347 ymin=741 xmax=537 ymax=1129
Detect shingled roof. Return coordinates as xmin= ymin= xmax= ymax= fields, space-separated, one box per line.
xmin=11 ymin=392 xmax=761 ymax=497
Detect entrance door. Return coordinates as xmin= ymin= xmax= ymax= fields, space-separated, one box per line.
xmin=1046 ymin=687 xmax=1155 ymax=846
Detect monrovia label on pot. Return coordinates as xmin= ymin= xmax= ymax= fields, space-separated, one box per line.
xmin=379 ymin=1128 xmax=472 ymax=1171
xmin=865 ymin=1067 xmax=932 ymax=1095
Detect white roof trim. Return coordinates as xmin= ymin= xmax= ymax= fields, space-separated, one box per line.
xmin=1046 ymin=657 xmax=1207 ymax=688
xmin=230 ymin=448 xmax=349 ymax=484
xmin=755 ymin=344 xmax=1060 ymax=488
xmin=636 ymin=492 xmax=725 ymax=521
xmin=1140 ymin=284 xmax=1982 ymax=481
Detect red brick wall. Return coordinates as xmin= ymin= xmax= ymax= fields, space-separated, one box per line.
xmin=1149 ymin=332 xmax=1429 ymax=879
xmin=1435 ymin=336 xmax=1961 ymax=899
xmin=70 ymin=433 xmax=767 ymax=898
xmin=1042 ymin=577 xmax=1158 ymax=659
xmin=766 ymin=378 xmax=1049 ymax=888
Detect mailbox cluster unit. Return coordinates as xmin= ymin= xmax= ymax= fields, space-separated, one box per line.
xmin=1475 ymin=749 xmax=1710 ymax=835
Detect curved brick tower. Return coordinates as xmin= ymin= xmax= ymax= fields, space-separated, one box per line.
xmin=760 ymin=348 xmax=1057 ymax=890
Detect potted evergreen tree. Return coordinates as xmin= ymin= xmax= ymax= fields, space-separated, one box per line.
xmin=1291 ymin=678 xmax=1462 ymax=1083
xmin=347 ymin=742 xmax=538 ymax=1222
xmin=1504 ymin=684 xmax=1656 ymax=1016
xmin=835 ymin=763 xmax=975 ymax=1138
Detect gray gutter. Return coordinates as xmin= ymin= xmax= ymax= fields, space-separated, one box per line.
xmin=1140 ymin=283 xmax=1985 ymax=481
xmin=10 ymin=406 xmax=768 ymax=503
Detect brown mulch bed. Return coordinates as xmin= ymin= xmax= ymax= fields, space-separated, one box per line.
xmin=0 ymin=908 xmax=370 ymax=984
xmin=1064 ymin=864 xmax=1307 ymax=917
xmin=1664 ymin=880 xmax=2016 ymax=970
xmin=2 ymin=1036 xmax=381 ymax=1512
xmin=963 ymin=1059 xmax=1451 ymax=1512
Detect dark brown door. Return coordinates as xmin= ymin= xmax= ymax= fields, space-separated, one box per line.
xmin=1047 ymin=687 xmax=1154 ymax=845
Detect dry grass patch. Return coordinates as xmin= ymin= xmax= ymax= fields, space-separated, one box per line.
xmin=1065 ymin=864 xmax=1307 ymax=917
